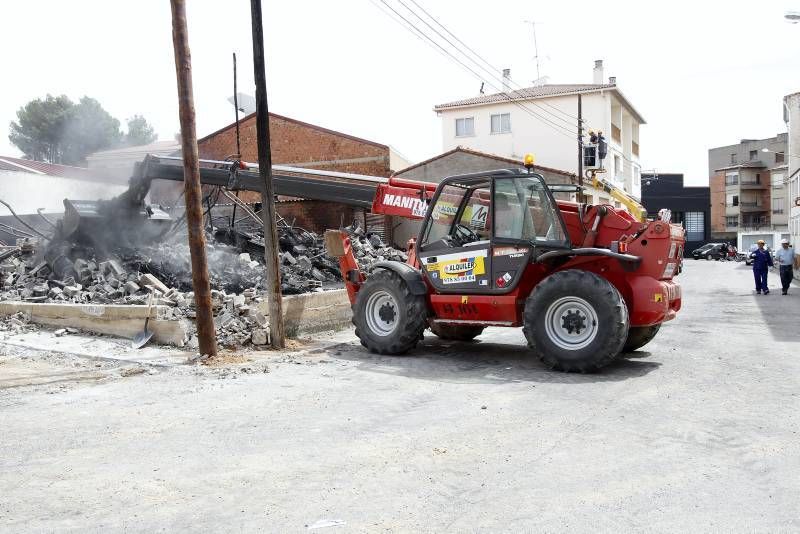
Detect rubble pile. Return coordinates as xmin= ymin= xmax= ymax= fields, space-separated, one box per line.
xmin=0 ymin=219 xmax=409 ymax=348
xmin=0 ymin=311 xmax=34 ymax=338
xmin=342 ymin=221 xmax=409 ymax=271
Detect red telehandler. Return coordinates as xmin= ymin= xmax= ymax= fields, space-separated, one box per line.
xmin=326 ymin=157 xmax=684 ymax=372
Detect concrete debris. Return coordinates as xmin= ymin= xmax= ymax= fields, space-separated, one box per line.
xmin=0 ymin=217 xmax=407 ymax=348
xmin=251 ymin=328 xmax=268 ymax=346
xmin=342 ymin=220 xmax=409 ymax=271
xmin=0 ymin=311 xmax=35 ymax=337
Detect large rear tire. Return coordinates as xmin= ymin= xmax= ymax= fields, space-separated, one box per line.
xmin=523 ymin=270 xmax=629 ymax=372
xmin=429 ymin=322 xmax=485 ymax=341
xmin=623 ymin=324 xmax=661 ymax=352
xmin=353 ymin=269 xmax=427 ymax=355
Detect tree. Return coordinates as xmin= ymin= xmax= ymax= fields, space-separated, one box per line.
xmin=60 ymin=97 xmax=123 ymax=165
xmin=8 ymin=94 xmax=74 ymax=163
xmin=124 ymin=115 xmax=158 ymax=146
xmin=9 ymin=95 xmax=123 ymax=165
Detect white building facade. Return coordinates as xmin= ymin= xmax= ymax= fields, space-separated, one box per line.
xmin=785 ymin=91 xmax=800 ymax=275
xmin=434 ymin=62 xmax=645 ymax=203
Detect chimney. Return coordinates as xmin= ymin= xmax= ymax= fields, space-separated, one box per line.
xmin=608 ymin=76 xmax=616 ymax=85
xmin=593 ymin=60 xmax=604 ymax=84
xmin=502 ymin=68 xmax=511 ymax=92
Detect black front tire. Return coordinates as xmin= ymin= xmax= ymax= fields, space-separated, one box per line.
xmin=523 ymin=270 xmax=629 ymax=373
xmin=623 ymin=324 xmax=661 ymax=352
xmin=429 ymin=322 xmax=485 ymax=341
xmin=353 ymin=269 xmax=427 ymax=355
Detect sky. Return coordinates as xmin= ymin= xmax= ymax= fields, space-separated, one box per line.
xmin=1 ymin=0 xmax=799 ymax=186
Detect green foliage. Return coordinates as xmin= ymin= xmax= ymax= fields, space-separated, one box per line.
xmin=8 ymin=95 xmax=158 ymax=165
xmin=8 ymin=94 xmax=74 ymax=163
xmin=124 ymin=115 xmax=158 ymax=146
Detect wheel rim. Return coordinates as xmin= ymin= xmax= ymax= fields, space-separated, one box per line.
xmin=544 ymin=296 xmax=599 ymax=351
xmin=365 ymin=290 xmax=399 ymax=337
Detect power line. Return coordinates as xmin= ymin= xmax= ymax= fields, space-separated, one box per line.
xmin=374 ymin=0 xmax=577 ymax=140
xmin=403 ymin=0 xmax=580 ymax=127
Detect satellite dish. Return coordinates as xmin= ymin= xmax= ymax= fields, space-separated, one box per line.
xmin=227 ymin=92 xmax=256 ymax=114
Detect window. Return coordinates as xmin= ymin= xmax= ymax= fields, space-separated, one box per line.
xmin=725 ymin=172 xmax=739 ymax=185
xmin=749 ymin=150 xmax=758 ymax=161
xmin=725 ymin=216 xmax=738 ymax=228
xmin=455 ymin=117 xmax=474 ymax=137
xmin=773 ymin=173 xmax=784 ymax=188
xmin=773 ymin=198 xmax=784 ymax=214
xmin=493 ymin=176 xmax=567 ymax=245
xmin=726 ymin=194 xmax=739 ymax=207
xmin=614 ymin=155 xmax=622 ymax=177
xmin=730 ymin=153 xmax=736 ymax=165
xmin=490 ymin=113 xmax=511 ymax=134
xmin=685 ymin=211 xmax=705 ymax=241
xmin=422 ymin=184 xmax=469 ymax=246
xmin=776 ymin=152 xmax=785 ymax=164
xmin=633 ymin=167 xmax=640 ymax=185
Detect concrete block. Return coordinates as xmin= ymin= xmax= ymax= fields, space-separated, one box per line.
xmin=139 ymin=273 xmax=169 ymax=295
xmin=258 ymin=289 xmax=352 ymax=337
xmin=0 ymin=302 xmax=189 ymax=347
xmin=251 ymin=328 xmax=268 ymax=346
xmin=124 ymin=281 xmax=141 ymax=295
xmin=62 ymin=285 xmax=82 ymax=298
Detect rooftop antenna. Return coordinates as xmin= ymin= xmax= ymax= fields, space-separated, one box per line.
xmin=524 ymin=20 xmax=541 ymax=80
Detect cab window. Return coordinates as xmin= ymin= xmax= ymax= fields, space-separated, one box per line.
xmin=421 ymin=181 xmax=491 ymax=249
xmin=494 ymin=176 xmax=568 ymax=246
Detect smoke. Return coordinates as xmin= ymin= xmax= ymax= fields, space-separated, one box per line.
xmin=0 ymin=170 xmax=126 ymax=215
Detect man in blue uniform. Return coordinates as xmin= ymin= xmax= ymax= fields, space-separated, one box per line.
xmin=749 ymin=239 xmax=774 ymax=294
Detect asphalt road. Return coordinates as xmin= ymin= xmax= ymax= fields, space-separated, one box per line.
xmin=1 ymin=260 xmax=798 ymax=532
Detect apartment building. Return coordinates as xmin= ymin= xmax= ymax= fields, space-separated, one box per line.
xmin=434 ymin=60 xmax=645 ymax=202
xmin=709 ymin=134 xmax=787 ymax=242
xmin=785 ymin=92 xmax=800 ymax=271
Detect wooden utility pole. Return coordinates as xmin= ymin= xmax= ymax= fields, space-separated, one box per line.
xmin=577 ymin=93 xmax=584 ymax=203
xmin=170 ymin=0 xmax=218 ymax=357
xmin=250 ymin=0 xmax=286 ymax=348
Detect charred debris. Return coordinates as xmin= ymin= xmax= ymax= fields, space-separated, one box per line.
xmin=0 ymin=165 xmax=407 ymax=345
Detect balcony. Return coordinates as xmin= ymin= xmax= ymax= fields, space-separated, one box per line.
xmin=739 ymin=179 xmax=767 ymax=190
xmin=739 ymin=202 xmax=767 ymax=212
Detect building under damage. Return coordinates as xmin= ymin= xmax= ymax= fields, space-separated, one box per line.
xmin=0 ymin=152 xmax=407 ymax=348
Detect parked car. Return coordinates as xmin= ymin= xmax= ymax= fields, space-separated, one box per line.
xmin=691 ymin=243 xmax=724 ymax=260
xmin=744 ymin=244 xmax=772 ymax=266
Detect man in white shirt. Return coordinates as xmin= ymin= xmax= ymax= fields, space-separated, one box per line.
xmin=774 ymin=239 xmax=795 ymax=295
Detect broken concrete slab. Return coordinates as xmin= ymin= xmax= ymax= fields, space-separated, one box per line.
xmin=0 ymin=302 xmax=189 ymax=347
xmin=258 ymin=289 xmax=352 ymax=337
xmin=139 ymin=273 xmax=169 ymax=295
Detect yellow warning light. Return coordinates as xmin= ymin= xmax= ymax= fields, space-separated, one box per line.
xmin=523 ymin=153 xmax=535 ymax=168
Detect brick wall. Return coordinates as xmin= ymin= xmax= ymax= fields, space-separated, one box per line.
xmin=276 ymin=201 xmax=362 ymax=233
xmin=190 ymin=113 xmax=391 ymax=236
xmin=710 ymin=172 xmax=727 ymax=236
xmin=197 ymin=113 xmax=391 ymax=177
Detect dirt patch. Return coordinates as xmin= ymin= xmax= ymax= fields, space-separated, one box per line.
xmin=202 ymin=352 xmax=252 ymax=367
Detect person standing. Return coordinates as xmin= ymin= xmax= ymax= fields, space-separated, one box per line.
xmin=750 ymin=240 xmax=774 ymax=294
xmin=719 ymin=242 xmax=729 ymax=261
xmin=774 ymin=238 xmax=795 ymax=295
